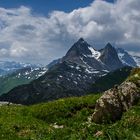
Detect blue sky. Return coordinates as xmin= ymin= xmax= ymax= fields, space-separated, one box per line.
xmin=0 ymin=0 xmax=114 ymax=15
xmin=0 ymin=0 xmax=139 ymax=64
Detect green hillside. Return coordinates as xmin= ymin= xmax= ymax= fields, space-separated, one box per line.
xmin=0 ymin=68 xmax=139 ymax=140
xmin=0 ymin=75 xmax=31 ymax=95
xmin=0 ymin=94 xmax=139 ymax=140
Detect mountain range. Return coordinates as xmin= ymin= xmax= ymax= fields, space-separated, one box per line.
xmin=0 ymin=38 xmax=139 ymax=105
xmin=0 ymin=61 xmax=43 ymax=76
xmin=0 ymin=66 xmax=47 ymax=95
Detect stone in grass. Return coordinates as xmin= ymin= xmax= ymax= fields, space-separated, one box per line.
xmin=92 ymin=81 xmax=140 ymax=124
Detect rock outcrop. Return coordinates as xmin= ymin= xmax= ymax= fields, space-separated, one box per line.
xmin=92 ymin=69 xmax=140 ymax=123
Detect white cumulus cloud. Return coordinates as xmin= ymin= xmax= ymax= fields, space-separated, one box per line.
xmin=0 ymin=0 xmax=139 ymax=64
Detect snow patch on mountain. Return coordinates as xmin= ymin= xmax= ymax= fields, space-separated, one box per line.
xmin=118 ymin=52 xmax=129 ymax=65
xmin=132 ymin=56 xmax=140 ymax=67
xmin=88 ymin=46 xmax=101 ymax=59
xmin=0 ymin=61 xmax=43 ymax=76
xmin=15 ymin=67 xmax=47 ymax=80
xmin=116 ymin=48 xmax=137 ymax=67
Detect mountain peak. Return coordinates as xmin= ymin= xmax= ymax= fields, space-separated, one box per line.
xmin=77 ymin=37 xmax=85 ymax=42
xmin=101 ymin=43 xmax=116 ymax=55
xmin=99 ymin=43 xmax=123 ymax=71
xmin=105 ymin=43 xmax=114 ymax=49
xmin=63 ymin=38 xmax=91 ymax=60
xmin=76 ymin=38 xmax=90 ymax=46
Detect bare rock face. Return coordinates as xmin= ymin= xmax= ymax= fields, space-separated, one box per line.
xmin=99 ymin=43 xmax=124 ymax=71
xmin=92 ymin=81 xmax=140 ymax=123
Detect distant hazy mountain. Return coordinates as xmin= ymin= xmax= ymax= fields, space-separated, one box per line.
xmin=0 ymin=61 xmax=42 ymax=76
xmin=116 ymin=48 xmax=137 ymax=67
xmin=0 ymin=69 xmax=6 ymax=76
xmin=0 ymin=67 xmax=47 ymax=95
xmin=132 ymin=56 xmax=140 ymax=67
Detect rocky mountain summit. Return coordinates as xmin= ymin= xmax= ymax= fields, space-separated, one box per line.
xmin=99 ymin=43 xmax=124 ymax=71
xmin=62 ymin=38 xmax=124 ymax=71
xmin=92 ymin=68 xmax=140 ymax=123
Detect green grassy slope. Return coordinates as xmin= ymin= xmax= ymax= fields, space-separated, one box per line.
xmin=92 ymin=66 xmax=132 ymax=93
xmin=0 ymin=76 xmax=31 ymax=95
xmin=0 ymin=94 xmax=139 ymax=140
